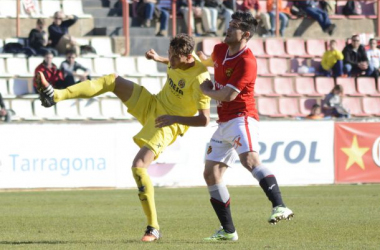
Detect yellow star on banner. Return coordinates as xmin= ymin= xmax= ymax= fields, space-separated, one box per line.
xmin=341 ymin=135 xmax=370 ymax=170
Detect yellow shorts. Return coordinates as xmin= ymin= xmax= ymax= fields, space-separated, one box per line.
xmin=124 ymin=83 xmax=184 ymax=159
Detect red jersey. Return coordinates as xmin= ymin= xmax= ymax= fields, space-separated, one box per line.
xmin=33 ymin=62 xmax=63 ymax=88
xmin=211 ymin=43 xmax=258 ymax=122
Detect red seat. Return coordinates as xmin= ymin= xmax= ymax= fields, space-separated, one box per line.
xmin=247 ymin=39 xmax=269 ymax=58
xmin=306 ymin=39 xmax=326 ymax=57
xmin=342 ymin=97 xmax=368 ymax=117
xmin=255 ymin=77 xmax=279 ymax=97
xmin=257 ymin=97 xmax=286 ymax=117
xmin=295 ymin=77 xmax=323 ymax=97
xmin=357 ymin=77 xmax=380 ymax=96
xmin=362 ymin=97 xmax=380 ymax=116
xmin=256 ymin=58 xmax=275 ymax=76
xmin=336 ymin=77 xmax=364 ymax=96
xmin=315 ymin=77 xmax=335 ymax=95
xmin=265 ymin=38 xmax=290 ymax=58
xmin=269 ymin=58 xmax=298 ymax=76
xmin=273 ymin=77 xmax=301 ymax=96
xmin=299 ymin=98 xmax=318 ymax=115
xmin=202 ymin=38 xmax=221 ymax=56
xmin=279 ymin=98 xmax=303 ymax=117
xmin=285 ymin=39 xmax=311 ymax=58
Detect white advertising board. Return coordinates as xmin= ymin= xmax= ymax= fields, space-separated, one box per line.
xmin=0 ymin=121 xmax=334 ymax=189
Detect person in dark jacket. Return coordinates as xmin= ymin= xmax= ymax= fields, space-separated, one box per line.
xmin=296 ymin=0 xmax=336 ymax=35
xmin=342 ymin=34 xmax=374 ymax=76
xmin=48 ymin=11 xmax=80 ymax=55
xmin=28 ymin=18 xmax=58 ymax=56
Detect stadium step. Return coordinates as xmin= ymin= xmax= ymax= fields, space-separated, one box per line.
xmin=83 ymin=7 xmax=121 ymax=17
xmin=82 ymin=0 xmax=120 ymax=8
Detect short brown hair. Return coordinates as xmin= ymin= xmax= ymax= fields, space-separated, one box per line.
xmin=169 ymin=33 xmax=194 ymax=56
xmin=37 ymin=18 xmax=45 ymax=25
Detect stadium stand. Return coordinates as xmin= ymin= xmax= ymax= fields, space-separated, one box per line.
xmin=0 ymin=0 xmax=379 ymax=122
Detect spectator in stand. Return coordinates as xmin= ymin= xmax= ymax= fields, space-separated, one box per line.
xmin=366 ymin=38 xmax=380 ymax=76
xmin=48 ymin=11 xmax=80 ymax=56
xmin=236 ymin=0 xmax=271 ymax=36
xmin=321 ymin=40 xmax=344 ymax=77
xmin=295 ymin=0 xmax=336 ymax=35
xmin=137 ymin=0 xmax=157 ymax=28
xmin=322 ymin=85 xmax=350 ymax=118
xmin=0 ymin=93 xmax=11 ymax=122
xmin=33 ymin=51 xmax=64 ymax=91
xmin=60 ymin=51 xmax=91 ymax=89
xmin=342 ymin=34 xmax=374 ymax=77
xmin=178 ymin=0 xmax=203 ymax=35
xmin=28 ymin=19 xmax=58 ymax=56
xmin=306 ymin=104 xmax=324 ymax=120
xmin=266 ymin=0 xmax=290 ymax=37
xmin=201 ymin=0 xmax=234 ymax=36
xmin=156 ymin=0 xmax=170 ymax=36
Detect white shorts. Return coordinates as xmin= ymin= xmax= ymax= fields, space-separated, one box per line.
xmin=205 ymin=116 xmax=260 ymax=167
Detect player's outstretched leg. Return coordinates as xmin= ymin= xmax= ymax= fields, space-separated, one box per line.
xmin=35 ymin=71 xmax=116 ymax=108
xmin=252 ymin=165 xmax=294 ymax=224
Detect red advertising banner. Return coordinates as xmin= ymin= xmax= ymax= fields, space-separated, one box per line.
xmin=335 ymin=123 xmax=380 ymax=183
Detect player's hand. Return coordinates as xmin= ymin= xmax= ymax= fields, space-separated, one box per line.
xmin=200 ymin=79 xmax=213 ymax=94
xmin=196 ymin=51 xmax=208 ymax=61
xmin=146 ymin=49 xmax=159 ymax=61
xmin=155 ymin=115 xmax=177 ymax=128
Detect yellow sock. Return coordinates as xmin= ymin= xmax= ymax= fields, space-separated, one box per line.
xmin=132 ymin=167 xmax=159 ymax=230
xmin=54 ymin=74 xmax=116 ymax=102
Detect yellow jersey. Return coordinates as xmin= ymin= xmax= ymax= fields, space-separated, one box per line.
xmin=156 ymin=57 xmax=211 ymax=117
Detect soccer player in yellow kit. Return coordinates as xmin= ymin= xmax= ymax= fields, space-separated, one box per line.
xmin=35 ymin=34 xmax=211 ymax=242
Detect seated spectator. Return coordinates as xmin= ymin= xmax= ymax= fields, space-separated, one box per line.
xmin=0 ymin=93 xmax=11 ymax=123
xmin=201 ymin=0 xmax=234 ymax=36
xmin=28 ymin=18 xmax=58 ymax=56
xmin=178 ymin=0 xmax=204 ymax=35
xmin=295 ymin=0 xmax=336 ymax=35
xmin=321 ymin=40 xmax=344 ymax=77
xmin=343 ymin=34 xmax=374 ymax=77
xmin=266 ymin=0 xmax=290 ymax=37
xmin=48 ymin=11 xmax=80 ymax=55
xmin=201 ymin=0 xmax=221 ymax=36
xmin=60 ymin=51 xmax=91 ymax=88
xmin=306 ymin=104 xmax=324 ymax=120
xmin=33 ymin=51 xmax=64 ymax=91
xmin=137 ymin=0 xmax=158 ymax=28
xmin=322 ymin=85 xmax=350 ymax=118
xmin=237 ymin=0 xmax=270 ymax=36
xmin=366 ymin=38 xmax=380 ymax=76
xmin=156 ymin=0 xmax=170 ymax=36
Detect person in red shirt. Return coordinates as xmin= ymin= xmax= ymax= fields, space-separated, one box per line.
xmin=198 ymin=11 xmax=293 ymax=241
xmin=33 ymin=51 xmax=64 ymax=92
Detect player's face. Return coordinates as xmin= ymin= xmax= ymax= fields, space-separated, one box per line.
xmin=168 ymin=47 xmax=188 ymax=69
xmin=224 ymin=20 xmax=247 ymax=45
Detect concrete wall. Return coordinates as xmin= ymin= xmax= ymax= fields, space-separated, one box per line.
xmin=0 ymin=17 xmax=94 ymax=39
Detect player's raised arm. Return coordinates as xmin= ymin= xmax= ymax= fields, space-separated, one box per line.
xmin=145 ymin=48 xmax=169 ymax=65
xmin=196 ymin=51 xmax=214 ymax=67
xmin=155 ymin=109 xmax=210 ymax=128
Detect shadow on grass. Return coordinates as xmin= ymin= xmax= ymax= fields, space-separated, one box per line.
xmin=0 ymin=241 xmax=70 ymax=245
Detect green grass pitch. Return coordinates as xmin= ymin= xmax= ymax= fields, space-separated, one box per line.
xmin=0 ymin=185 xmax=379 ymax=249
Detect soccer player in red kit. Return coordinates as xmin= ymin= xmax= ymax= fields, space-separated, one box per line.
xmin=198 ymin=11 xmax=294 ymax=241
